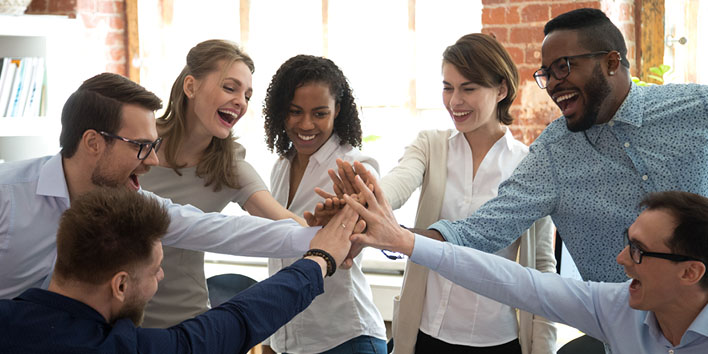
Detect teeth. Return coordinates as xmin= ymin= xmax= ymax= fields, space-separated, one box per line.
xmin=298 ymin=133 xmax=316 ymax=141
xmin=555 ymin=93 xmax=578 ymax=103
xmin=452 ymin=111 xmax=470 ymax=116
xmin=218 ymin=109 xmax=239 ymax=118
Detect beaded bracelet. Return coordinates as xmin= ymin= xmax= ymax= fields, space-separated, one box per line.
xmin=303 ymin=248 xmax=336 ymax=277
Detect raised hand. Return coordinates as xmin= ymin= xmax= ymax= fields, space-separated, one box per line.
xmin=304 ymin=193 xmax=344 ymax=226
xmin=308 ymin=204 xmax=365 ymax=267
xmin=343 ymin=174 xmax=415 ymax=257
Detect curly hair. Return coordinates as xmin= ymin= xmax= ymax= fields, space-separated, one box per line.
xmin=263 ymin=55 xmax=362 ymax=157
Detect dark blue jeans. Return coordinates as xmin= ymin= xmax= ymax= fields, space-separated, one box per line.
xmin=289 ymin=335 xmax=386 ymax=354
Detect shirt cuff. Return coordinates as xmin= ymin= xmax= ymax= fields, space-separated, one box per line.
xmin=290 ymin=226 xmax=321 ymax=253
xmin=410 ymin=234 xmax=445 ymax=271
xmin=429 ymin=219 xmax=462 ymax=245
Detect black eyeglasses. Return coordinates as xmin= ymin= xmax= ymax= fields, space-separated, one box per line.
xmin=533 ymin=51 xmax=610 ymax=89
xmin=624 ymin=229 xmax=703 ymax=265
xmin=99 ymin=131 xmax=162 ymax=161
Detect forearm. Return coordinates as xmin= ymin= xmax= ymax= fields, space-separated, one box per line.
xmin=161 ymin=198 xmax=317 ymax=257
xmin=410 ymin=234 xmax=609 ymax=339
xmin=166 ymin=259 xmax=325 ymax=353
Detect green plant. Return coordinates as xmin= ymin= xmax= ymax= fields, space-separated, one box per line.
xmin=631 ymin=64 xmax=671 ymax=86
xmin=362 ymin=134 xmax=381 ymax=143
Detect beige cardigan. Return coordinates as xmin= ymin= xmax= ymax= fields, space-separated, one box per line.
xmin=380 ymin=129 xmax=557 ymax=354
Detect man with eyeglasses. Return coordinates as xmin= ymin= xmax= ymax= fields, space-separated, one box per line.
xmin=0 ymin=73 xmax=321 ymax=300
xmin=345 ymin=170 xmax=708 ymax=352
xmin=378 ymin=7 xmax=708 ymax=285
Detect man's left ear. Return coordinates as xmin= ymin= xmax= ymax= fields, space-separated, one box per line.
xmin=497 ymin=80 xmax=508 ymax=103
xmin=607 ymin=51 xmax=622 ymax=76
xmin=110 ymin=271 xmax=131 ymax=303
xmin=680 ymin=261 xmax=706 ymax=286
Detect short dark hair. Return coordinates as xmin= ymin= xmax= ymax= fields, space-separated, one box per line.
xmin=60 ymin=73 xmax=163 ymax=158
xmin=544 ymin=8 xmax=630 ymax=69
xmin=443 ymin=33 xmax=519 ymax=125
xmin=263 ymin=55 xmax=362 ymax=157
xmin=54 ymin=187 xmax=170 ymax=285
xmin=641 ymin=191 xmax=708 ymax=289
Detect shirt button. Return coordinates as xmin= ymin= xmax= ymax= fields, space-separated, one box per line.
xmin=642 ymin=175 xmax=648 ymax=181
xmin=668 ymin=350 xmax=674 ymax=354
xmin=624 ymin=142 xmax=630 ymax=148
xmin=608 ymin=121 xmax=614 ymax=127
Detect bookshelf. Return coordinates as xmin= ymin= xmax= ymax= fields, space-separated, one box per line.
xmin=0 ymin=15 xmax=83 ymax=162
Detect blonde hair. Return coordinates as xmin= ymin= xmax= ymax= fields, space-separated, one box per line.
xmin=157 ymin=39 xmax=255 ymax=191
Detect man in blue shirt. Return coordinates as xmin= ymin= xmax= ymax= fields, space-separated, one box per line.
xmin=0 ymin=187 xmax=359 ymax=353
xmin=345 ymin=175 xmax=708 ymax=353
xmin=0 ymin=73 xmax=318 ymax=300
xmin=326 ymin=8 xmax=708 ymax=283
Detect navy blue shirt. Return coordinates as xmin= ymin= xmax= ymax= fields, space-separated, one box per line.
xmin=0 ymin=259 xmax=324 ymax=353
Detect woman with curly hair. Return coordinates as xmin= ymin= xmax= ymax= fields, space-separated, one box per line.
xmin=261 ymin=54 xmax=387 ymax=354
xmin=139 ymin=39 xmax=305 ymax=329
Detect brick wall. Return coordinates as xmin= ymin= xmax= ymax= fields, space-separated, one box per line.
xmin=26 ymin=0 xmax=128 ymax=76
xmin=481 ymin=0 xmax=638 ymax=145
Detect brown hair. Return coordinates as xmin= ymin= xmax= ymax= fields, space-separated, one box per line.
xmin=54 ymin=187 xmax=170 ymax=285
xmin=641 ymin=191 xmax=708 ymax=290
xmin=157 ymin=39 xmax=255 ymax=191
xmin=60 ymin=73 xmax=163 ymax=158
xmin=442 ymin=33 xmax=519 ymax=125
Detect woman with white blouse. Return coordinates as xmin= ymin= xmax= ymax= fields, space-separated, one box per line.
xmin=261 ymin=54 xmax=387 ymax=354
xmin=380 ymin=33 xmax=557 ymax=354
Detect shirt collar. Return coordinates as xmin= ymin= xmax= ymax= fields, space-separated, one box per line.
xmin=449 ymin=127 xmax=516 ymax=150
xmin=643 ymin=302 xmax=708 ymax=346
xmin=15 ymin=288 xmax=107 ymax=324
xmin=309 ymin=134 xmax=341 ymax=166
xmin=573 ymin=83 xmax=643 ymax=145
xmin=36 ymin=153 xmax=70 ymax=201
xmin=612 ymin=83 xmax=643 ymax=127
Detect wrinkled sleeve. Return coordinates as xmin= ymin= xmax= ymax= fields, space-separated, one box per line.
xmin=149 ymin=190 xmax=318 ymax=258
xmin=411 ymin=235 xmax=622 ymax=344
xmin=430 ymin=142 xmax=559 ymax=253
xmin=136 ymin=259 xmax=325 ymax=353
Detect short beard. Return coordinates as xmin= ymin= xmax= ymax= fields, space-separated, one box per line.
xmin=115 ymin=293 xmax=147 ymax=327
xmin=566 ymin=63 xmax=611 ymax=132
xmin=91 ymin=150 xmax=121 ymax=188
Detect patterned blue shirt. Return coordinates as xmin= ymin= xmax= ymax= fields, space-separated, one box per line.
xmin=431 ymin=83 xmax=708 ymax=282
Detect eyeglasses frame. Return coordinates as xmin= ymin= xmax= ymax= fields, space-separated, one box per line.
xmin=533 ymin=51 xmax=612 ymax=89
xmin=623 ymin=229 xmax=704 ymax=265
xmin=99 ymin=131 xmax=163 ymax=161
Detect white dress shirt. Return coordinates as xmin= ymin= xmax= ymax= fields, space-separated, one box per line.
xmin=0 ymin=153 xmax=318 ymax=299
xmin=419 ymin=128 xmax=529 ymax=346
xmin=267 ymin=134 xmax=387 ymax=353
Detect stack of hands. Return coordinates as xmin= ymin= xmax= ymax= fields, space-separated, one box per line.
xmin=306 ymin=159 xmax=416 ymax=272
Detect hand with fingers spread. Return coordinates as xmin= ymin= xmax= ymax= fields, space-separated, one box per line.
xmin=343 ymin=174 xmax=416 ymax=257
xmin=328 ymin=159 xmax=377 ymax=198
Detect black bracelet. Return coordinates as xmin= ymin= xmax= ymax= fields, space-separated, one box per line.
xmin=303 ymin=248 xmax=336 ymax=277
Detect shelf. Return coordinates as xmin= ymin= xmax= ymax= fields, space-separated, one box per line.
xmin=0 ymin=116 xmax=61 ymax=137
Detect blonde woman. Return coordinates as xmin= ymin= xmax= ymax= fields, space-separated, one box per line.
xmin=140 ymin=40 xmax=305 ymax=328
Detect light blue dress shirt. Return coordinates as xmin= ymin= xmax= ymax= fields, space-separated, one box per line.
xmin=432 ymin=83 xmax=708 ymax=282
xmin=0 ymin=154 xmax=318 ymax=299
xmin=411 ymin=235 xmax=708 ymax=354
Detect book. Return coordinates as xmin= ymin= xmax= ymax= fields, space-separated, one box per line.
xmin=0 ymin=59 xmax=19 ymax=117
xmin=25 ymin=58 xmax=45 ymax=117
xmin=13 ymin=57 xmax=36 ymax=117
xmin=5 ymin=58 xmax=24 ymax=117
